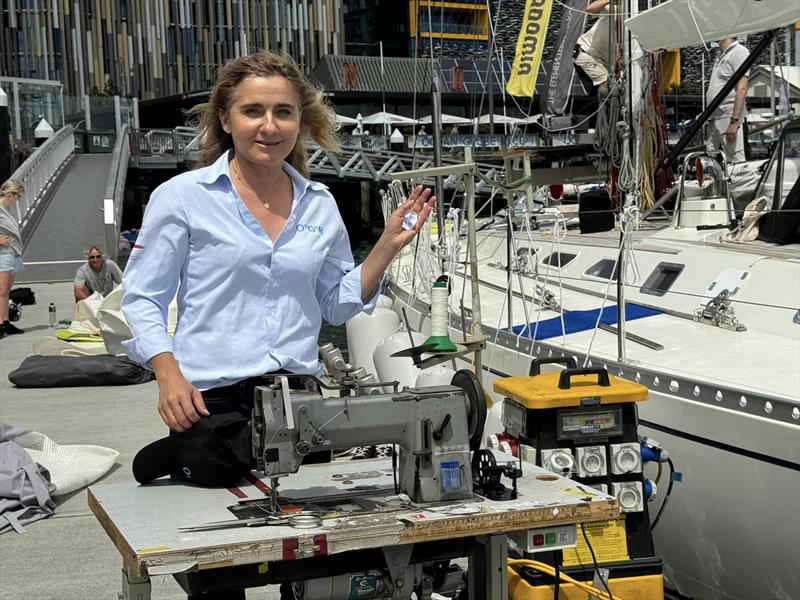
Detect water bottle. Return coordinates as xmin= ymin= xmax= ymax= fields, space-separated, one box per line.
xmin=48 ymin=303 xmax=56 ymax=327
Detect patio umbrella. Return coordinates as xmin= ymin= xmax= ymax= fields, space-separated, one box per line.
xmin=418 ymin=114 xmax=473 ymax=125
xmin=334 ymin=113 xmax=358 ymax=125
xmin=361 ymin=111 xmax=419 ymax=126
xmin=474 ymin=113 xmax=526 ymax=125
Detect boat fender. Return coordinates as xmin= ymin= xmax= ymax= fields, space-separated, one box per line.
xmin=376 ymin=294 xmax=393 ymax=309
xmin=414 ymin=365 xmax=455 ymax=387
xmin=372 ymin=331 xmax=426 ymax=387
xmin=346 ymin=308 xmax=400 ymax=378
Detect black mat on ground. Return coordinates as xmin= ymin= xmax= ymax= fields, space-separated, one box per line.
xmin=9 ymin=355 xmax=153 ymax=388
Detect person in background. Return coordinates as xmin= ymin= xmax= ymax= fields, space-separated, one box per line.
xmin=706 ymin=36 xmax=750 ymax=163
xmin=449 ymin=124 xmax=460 ymax=135
xmin=573 ymin=0 xmax=612 ymax=98
xmin=0 ymin=180 xmax=25 ymax=339
xmin=73 ymin=245 xmax=123 ymax=302
xmin=418 ymin=125 xmax=427 ymax=136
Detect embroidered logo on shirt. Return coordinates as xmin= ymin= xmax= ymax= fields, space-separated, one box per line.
xmin=296 ymin=224 xmax=324 ymax=234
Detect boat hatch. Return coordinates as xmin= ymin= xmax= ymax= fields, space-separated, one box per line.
xmin=541 ymin=251 xmax=577 ymax=269
xmin=584 ymin=258 xmax=618 ymax=281
xmin=640 ymin=262 xmax=685 ymax=297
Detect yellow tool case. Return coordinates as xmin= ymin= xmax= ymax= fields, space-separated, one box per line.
xmin=495 ymin=358 xmax=664 ymax=600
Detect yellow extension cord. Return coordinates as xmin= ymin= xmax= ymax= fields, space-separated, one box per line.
xmin=508 ymin=558 xmax=625 ymax=600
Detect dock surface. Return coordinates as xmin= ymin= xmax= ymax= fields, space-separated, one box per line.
xmin=0 ymin=282 xmax=282 ymax=599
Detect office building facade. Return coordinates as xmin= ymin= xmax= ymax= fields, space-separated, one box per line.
xmin=1 ymin=0 xmax=345 ymax=100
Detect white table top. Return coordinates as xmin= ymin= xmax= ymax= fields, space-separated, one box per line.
xmin=89 ymin=455 xmax=618 ymax=577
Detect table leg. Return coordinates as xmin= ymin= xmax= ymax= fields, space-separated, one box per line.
xmin=120 ymin=563 xmax=151 ymax=600
xmin=468 ymin=534 xmax=508 ymax=600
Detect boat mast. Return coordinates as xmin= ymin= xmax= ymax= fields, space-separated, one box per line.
xmin=425 ymin=0 xmax=447 ymax=271
xmin=614 ymin=0 xmax=631 ymax=363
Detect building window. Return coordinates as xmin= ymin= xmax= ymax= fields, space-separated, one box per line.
xmin=640 ymin=262 xmax=684 ymax=296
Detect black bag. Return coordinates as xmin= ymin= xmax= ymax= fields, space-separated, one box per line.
xmin=579 ymin=189 xmax=615 ymax=233
xmin=757 ymin=176 xmax=800 ymax=245
xmin=8 ymin=301 xmax=21 ymax=322
xmin=8 ymin=355 xmax=154 ymax=388
xmin=9 ymin=288 xmax=36 ymax=305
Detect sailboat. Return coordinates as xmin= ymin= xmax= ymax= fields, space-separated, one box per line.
xmin=350 ymin=1 xmax=800 ymax=599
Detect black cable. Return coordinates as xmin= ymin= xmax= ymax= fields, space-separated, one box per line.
xmin=650 ymin=456 xmax=675 ymax=531
xmin=580 ymin=523 xmax=614 ymax=600
xmin=553 ymin=554 xmax=561 ymax=600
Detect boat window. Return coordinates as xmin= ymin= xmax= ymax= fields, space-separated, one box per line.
xmin=542 ymin=252 xmax=577 ymax=269
xmin=640 ymin=262 xmax=684 ymax=296
xmin=584 ymin=259 xmax=618 ymax=281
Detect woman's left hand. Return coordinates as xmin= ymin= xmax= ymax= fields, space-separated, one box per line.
xmin=382 ymin=185 xmax=437 ymax=253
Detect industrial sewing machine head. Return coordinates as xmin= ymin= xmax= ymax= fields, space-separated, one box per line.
xmin=251 ymin=370 xmax=485 ymax=510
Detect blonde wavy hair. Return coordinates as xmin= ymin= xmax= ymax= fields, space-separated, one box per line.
xmin=188 ymin=52 xmax=340 ymax=177
xmin=0 ymin=180 xmax=24 ymax=200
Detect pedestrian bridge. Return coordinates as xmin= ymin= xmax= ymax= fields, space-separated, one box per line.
xmin=10 ymin=125 xmax=598 ymax=282
xmin=129 ymin=127 xmax=506 ymax=185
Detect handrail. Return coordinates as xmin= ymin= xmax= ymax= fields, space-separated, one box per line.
xmin=9 ymin=125 xmax=75 ymax=243
xmin=103 ymin=125 xmax=130 ymax=262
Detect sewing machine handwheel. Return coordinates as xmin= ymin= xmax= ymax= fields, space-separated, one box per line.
xmin=451 ymin=369 xmax=486 ymax=452
xmin=472 ymin=449 xmax=501 ymax=489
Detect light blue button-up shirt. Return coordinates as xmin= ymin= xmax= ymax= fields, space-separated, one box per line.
xmin=121 ymin=150 xmax=377 ymax=390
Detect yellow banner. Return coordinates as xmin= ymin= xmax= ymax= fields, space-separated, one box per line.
xmin=506 ymin=0 xmax=553 ymax=97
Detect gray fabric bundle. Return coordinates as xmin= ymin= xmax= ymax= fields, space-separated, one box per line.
xmin=0 ymin=422 xmax=56 ymax=535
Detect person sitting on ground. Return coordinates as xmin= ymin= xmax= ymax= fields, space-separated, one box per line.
xmin=0 ymin=180 xmax=26 ymax=339
xmin=73 ymin=245 xmax=123 ymax=302
xmin=573 ymin=0 xmax=612 ymax=98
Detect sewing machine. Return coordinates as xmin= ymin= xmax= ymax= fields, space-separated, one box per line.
xmin=251 ymin=370 xmax=486 ymax=509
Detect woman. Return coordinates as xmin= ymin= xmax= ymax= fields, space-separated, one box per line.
xmin=122 ymin=52 xmax=434 ymax=438
xmin=0 ymin=180 xmax=25 ymax=339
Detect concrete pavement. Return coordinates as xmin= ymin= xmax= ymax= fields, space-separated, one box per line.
xmin=0 ymin=282 xmax=280 ymax=600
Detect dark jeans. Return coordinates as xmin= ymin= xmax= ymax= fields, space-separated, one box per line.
xmin=182 ymin=373 xmax=326 ymax=599
xmin=200 ymin=373 xmax=330 ymax=465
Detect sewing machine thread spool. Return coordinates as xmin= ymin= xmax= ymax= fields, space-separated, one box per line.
xmin=424 ymin=281 xmax=457 ymax=352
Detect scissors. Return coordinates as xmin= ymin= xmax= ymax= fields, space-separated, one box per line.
xmin=179 ymin=512 xmax=322 ymax=532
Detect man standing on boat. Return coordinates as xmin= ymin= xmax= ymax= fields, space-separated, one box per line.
xmin=706 ymin=37 xmax=750 ymax=163
xmin=573 ymin=0 xmax=612 ymax=98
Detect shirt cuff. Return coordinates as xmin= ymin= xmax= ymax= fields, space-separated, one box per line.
xmin=340 ymin=264 xmax=379 ymax=315
xmin=121 ymin=332 xmax=174 ymax=367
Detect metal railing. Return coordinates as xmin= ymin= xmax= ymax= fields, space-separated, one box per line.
xmin=9 ymin=125 xmax=75 ymax=242
xmin=129 ymin=127 xmax=200 ymax=164
xmin=103 ymin=125 xmax=130 ymax=261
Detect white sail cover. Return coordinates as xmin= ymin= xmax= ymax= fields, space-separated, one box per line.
xmin=626 ymin=0 xmax=800 ymax=51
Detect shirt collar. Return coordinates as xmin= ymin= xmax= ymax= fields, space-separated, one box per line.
xmin=720 ymin=40 xmax=739 ymax=57
xmin=196 ymin=149 xmax=328 ymax=201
